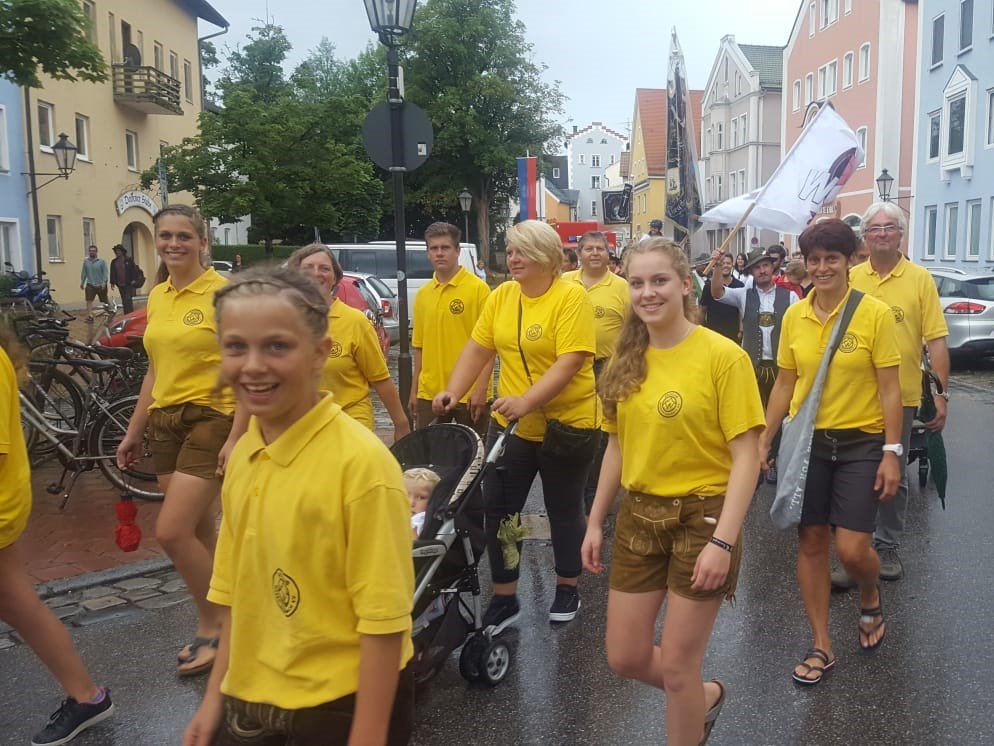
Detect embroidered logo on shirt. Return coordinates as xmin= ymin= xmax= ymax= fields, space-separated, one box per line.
xmin=891 ymin=306 xmax=905 ymax=323
xmin=657 ymin=391 xmax=683 ymax=418
xmin=525 ymin=323 xmax=543 ymax=341
xmin=183 ymin=309 xmax=204 ymax=326
xmin=839 ymin=333 xmax=858 ymax=353
xmin=449 ymin=299 xmax=465 ymax=314
xmin=272 ymin=569 xmax=300 ymax=617
xmin=328 ymin=340 xmax=343 ymax=358
xmin=594 ymin=305 xmax=605 ymax=319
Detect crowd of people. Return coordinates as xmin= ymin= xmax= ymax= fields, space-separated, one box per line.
xmin=0 ymin=201 xmax=950 ymax=745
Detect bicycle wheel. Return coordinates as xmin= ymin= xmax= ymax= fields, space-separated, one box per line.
xmin=23 ymin=366 xmax=84 ymax=461
xmin=91 ymin=396 xmax=164 ymax=501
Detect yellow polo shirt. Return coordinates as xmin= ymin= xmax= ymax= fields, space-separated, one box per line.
xmin=0 ymin=349 xmax=31 ymax=549
xmin=320 ymin=298 xmax=390 ymax=430
xmin=472 ymin=279 xmax=598 ymax=441
xmin=562 ymin=269 xmax=629 ymax=360
xmin=208 ymin=394 xmax=414 ymax=709
xmin=778 ymin=289 xmax=901 ymax=432
xmin=412 ymin=266 xmax=490 ymax=401
xmin=603 ymin=327 xmax=764 ymax=496
xmin=850 ymin=255 xmax=948 ymax=406
xmin=144 ymin=268 xmax=234 ymax=414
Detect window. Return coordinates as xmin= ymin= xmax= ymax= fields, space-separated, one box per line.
xmin=932 ymin=15 xmax=945 ymax=67
xmin=730 ymin=171 xmax=737 ymax=197
xmin=859 ymin=44 xmax=871 ymax=81
xmin=591 ymin=176 xmax=601 ymax=189
xmin=805 ymin=73 xmax=814 ymax=104
xmin=740 ymin=114 xmax=748 ymax=142
xmin=966 ymin=200 xmax=981 ymax=258
xmin=600 ymin=138 xmax=607 ymax=144
xmin=987 ymin=90 xmax=994 ymax=146
xmin=153 ymin=42 xmax=163 ymax=71
xmin=0 ymin=105 xmax=8 ymax=172
xmin=820 ymin=0 xmax=838 ymax=27
xmin=591 ymin=154 xmax=601 ymax=168
xmin=82 ymin=1 xmax=96 ymax=43
xmin=609 ymin=154 xmax=615 ymax=165
xmin=732 ymin=118 xmax=739 ymax=147
xmin=706 ymin=127 xmax=713 ymax=154
xmin=826 ymin=60 xmax=837 ymax=96
xmin=586 ymin=137 xmax=593 ymax=144
xmin=990 ymin=198 xmax=994 ymax=260
xmin=170 ymin=52 xmax=179 ymax=81
xmin=183 ymin=60 xmax=193 ymax=103
xmin=125 ymin=130 xmax=138 ymax=171
xmin=793 ymin=80 xmax=801 ymax=111
xmin=809 ymin=2 xmax=816 ymax=35
xmin=107 ymin=12 xmax=116 ymax=61
xmin=552 ymin=167 xmax=560 ymax=179
xmin=923 ymin=206 xmax=938 ymax=258
xmin=818 ymin=66 xmax=826 ymax=97
xmin=716 ymin=175 xmax=723 ymax=201
xmin=944 ymin=203 xmax=959 ymax=259
xmin=941 ymin=66 xmax=977 ymax=175
xmin=37 ymin=101 xmax=54 ymax=149
xmin=739 ymin=169 xmax=745 ymax=194
xmin=716 ymin=123 xmax=724 ymax=150
xmin=856 ymin=127 xmax=868 ymax=164
xmin=0 ymin=221 xmax=16 ymax=268
xmin=960 ymin=0 xmax=973 ymax=51
xmin=46 ymin=216 xmax=62 ymax=261
xmin=579 ymin=154 xmax=586 ymax=165
xmin=735 ymin=73 xmax=742 ymax=97
xmin=74 ymin=114 xmax=90 ymax=161
xmin=82 ymin=218 xmax=96 ymax=251
xmin=590 ymin=200 xmax=597 ymax=217
xmin=928 ymin=111 xmax=942 ymax=160
xmin=843 ymin=52 xmax=854 ymax=88
xmin=947 ymin=93 xmax=967 ymax=155
xmin=844 ymin=0 xmax=852 ymax=13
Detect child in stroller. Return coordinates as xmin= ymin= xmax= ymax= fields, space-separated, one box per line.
xmin=391 ymin=422 xmax=517 ymax=687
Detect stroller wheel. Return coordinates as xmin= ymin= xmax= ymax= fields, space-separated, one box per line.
xmin=919 ymin=458 xmax=929 ymax=488
xmin=477 ymin=639 xmax=511 ymax=687
xmin=459 ymin=636 xmax=484 ymax=682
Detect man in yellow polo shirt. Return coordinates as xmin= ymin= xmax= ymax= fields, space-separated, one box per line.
xmin=563 ymin=230 xmax=629 ymax=511
xmin=410 ymin=222 xmax=492 ymax=434
xmin=833 ymin=202 xmax=949 ymax=587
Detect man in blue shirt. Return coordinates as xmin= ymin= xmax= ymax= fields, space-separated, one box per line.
xmin=80 ymin=245 xmax=109 ymax=321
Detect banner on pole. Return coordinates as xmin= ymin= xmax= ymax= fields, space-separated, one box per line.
xmin=517 ymin=157 xmax=537 ymax=221
xmin=665 ymin=29 xmax=703 ymax=241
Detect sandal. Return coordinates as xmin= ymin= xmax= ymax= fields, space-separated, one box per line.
xmin=699 ymin=680 xmax=726 ymax=745
xmin=859 ymin=587 xmax=886 ymax=651
xmin=178 ymin=636 xmax=218 ymax=663
xmin=791 ymin=647 xmax=836 ymax=686
xmin=177 ymin=637 xmax=218 ymax=677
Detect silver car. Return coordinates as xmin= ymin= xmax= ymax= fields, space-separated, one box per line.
xmin=930 ymin=270 xmax=994 ymax=357
xmin=343 ymin=271 xmax=399 ymax=345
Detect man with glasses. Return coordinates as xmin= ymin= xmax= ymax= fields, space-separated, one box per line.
xmin=833 ymin=202 xmax=949 ymax=587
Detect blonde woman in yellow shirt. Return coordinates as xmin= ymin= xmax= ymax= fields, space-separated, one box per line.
xmin=117 ymin=205 xmax=246 ymax=677
xmin=288 ymin=244 xmax=410 ymax=443
xmin=583 ymin=238 xmax=764 ymax=746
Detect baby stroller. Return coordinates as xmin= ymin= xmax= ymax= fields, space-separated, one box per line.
xmin=390 ymin=421 xmax=517 ymax=687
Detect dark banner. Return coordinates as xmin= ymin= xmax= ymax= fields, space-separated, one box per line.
xmin=602 ymin=184 xmax=633 ymax=224
xmin=665 ymin=29 xmax=704 ymax=241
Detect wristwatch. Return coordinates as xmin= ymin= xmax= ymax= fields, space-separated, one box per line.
xmin=935 ymin=390 xmax=950 ymax=401
xmin=882 ymin=443 xmax=904 ymax=457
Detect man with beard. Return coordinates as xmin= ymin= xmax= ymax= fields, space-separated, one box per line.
xmin=700 ymin=253 xmax=743 ymax=341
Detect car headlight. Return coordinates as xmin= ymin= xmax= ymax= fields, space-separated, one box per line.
xmin=109 ymin=317 xmax=131 ymax=335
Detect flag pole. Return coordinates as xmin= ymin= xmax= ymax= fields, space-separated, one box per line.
xmin=701 ymin=201 xmax=757 ymax=276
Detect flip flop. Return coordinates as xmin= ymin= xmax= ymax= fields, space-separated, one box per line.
xmin=177 ymin=636 xmax=218 ymax=663
xmin=791 ymin=647 xmax=836 ymax=686
xmin=859 ymin=587 xmax=886 ymax=651
xmin=177 ymin=637 xmax=218 ymax=677
xmin=700 ymin=680 xmax=726 ymax=745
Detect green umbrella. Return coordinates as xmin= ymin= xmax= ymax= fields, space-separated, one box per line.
xmin=926 ymin=431 xmax=948 ymax=509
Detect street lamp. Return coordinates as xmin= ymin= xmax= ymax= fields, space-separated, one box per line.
xmin=876 ymin=168 xmax=894 ymax=202
xmin=22 ymin=131 xmax=78 ymax=275
xmin=363 ymin=0 xmax=419 ymax=417
xmin=458 ymin=188 xmax=472 ymax=242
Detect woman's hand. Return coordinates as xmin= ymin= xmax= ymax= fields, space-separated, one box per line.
xmin=691 ymin=542 xmax=731 ymax=591
xmin=581 ymin=523 xmax=604 ymax=574
xmin=491 ymin=395 xmax=533 ymax=422
xmin=182 ymin=699 xmax=223 ymax=746
xmin=875 ymin=452 xmax=901 ymax=501
xmin=116 ymin=430 xmax=145 ymax=470
xmin=216 ymin=436 xmax=239 ymax=477
xmin=757 ymin=435 xmax=774 ymax=473
xmin=431 ymin=391 xmax=457 ymax=416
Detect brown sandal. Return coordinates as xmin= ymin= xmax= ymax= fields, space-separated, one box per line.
xmin=699 ymin=679 xmax=726 ymax=745
xmin=177 ymin=637 xmax=218 ymax=677
xmin=791 ymin=647 xmax=836 ymax=685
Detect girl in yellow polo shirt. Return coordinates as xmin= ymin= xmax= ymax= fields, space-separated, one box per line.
xmin=760 ymin=218 xmax=902 ymax=687
xmin=183 ymin=266 xmax=413 ymax=746
xmin=117 ymin=205 xmax=244 ymax=677
xmin=288 ymin=244 xmax=410 ymax=443
xmin=1 ymin=330 xmax=115 ymax=744
xmin=582 ymin=238 xmax=765 ymax=746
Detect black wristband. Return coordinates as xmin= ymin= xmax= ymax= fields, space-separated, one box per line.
xmin=709 ymin=536 xmax=733 ymax=553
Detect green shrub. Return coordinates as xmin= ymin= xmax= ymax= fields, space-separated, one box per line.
xmin=209 ymin=244 xmax=303 ymax=265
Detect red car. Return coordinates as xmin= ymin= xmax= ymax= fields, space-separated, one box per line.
xmin=99 ymin=276 xmax=390 ymax=355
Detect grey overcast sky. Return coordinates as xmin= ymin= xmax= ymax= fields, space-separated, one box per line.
xmin=201 ymin=0 xmax=800 ymax=144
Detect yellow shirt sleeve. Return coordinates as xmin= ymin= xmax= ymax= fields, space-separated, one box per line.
xmin=471 ymin=285 xmax=500 ymax=351
xmin=919 ymin=272 xmax=949 ymax=341
xmin=411 ymin=287 xmax=425 ymax=348
xmin=352 ymin=314 xmax=390 ymax=384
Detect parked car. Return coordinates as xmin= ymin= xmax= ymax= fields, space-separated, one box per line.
xmin=211 ymin=260 xmax=233 ymax=278
xmin=345 ymin=271 xmax=398 ymax=345
xmin=98 ymin=308 xmax=147 ymax=349
xmin=930 ymin=270 xmax=994 ymax=358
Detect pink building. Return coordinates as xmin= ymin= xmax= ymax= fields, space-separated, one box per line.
xmin=782 ymin=0 xmax=919 ymax=235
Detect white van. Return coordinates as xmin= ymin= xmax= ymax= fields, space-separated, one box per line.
xmin=330 ymin=241 xmax=479 ymax=322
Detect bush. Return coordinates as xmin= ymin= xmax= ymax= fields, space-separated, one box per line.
xmin=208 ymin=244 xmax=303 ymax=265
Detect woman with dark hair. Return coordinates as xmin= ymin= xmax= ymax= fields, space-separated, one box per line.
xmin=731 ymin=253 xmax=748 ymax=283
xmin=758 ymin=218 xmax=902 ymax=686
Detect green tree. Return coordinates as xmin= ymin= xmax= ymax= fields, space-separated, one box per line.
xmin=0 ymin=0 xmax=106 ymax=87
xmin=402 ymin=0 xmax=565 ymax=262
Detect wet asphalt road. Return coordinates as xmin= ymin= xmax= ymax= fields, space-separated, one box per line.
xmin=2 ymin=381 xmax=993 ymax=745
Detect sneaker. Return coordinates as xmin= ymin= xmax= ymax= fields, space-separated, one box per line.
xmin=549 ymin=584 xmax=581 ymax=623
xmin=32 ymin=689 xmax=114 ymax=746
xmin=765 ymin=466 xmax=778 ymax=485
xmin=878 ymin=548 xmax=904 ymax=581
xmin=482 ymin=594 xmax=520 ymax=635
xmin=830 ymin=565 xmax=857 ymax=591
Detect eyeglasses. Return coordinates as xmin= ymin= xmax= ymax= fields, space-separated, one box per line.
xmin=865 ymin=225 xmax=903 ymax=236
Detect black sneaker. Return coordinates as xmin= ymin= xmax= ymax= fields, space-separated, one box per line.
xmin=482 ymin=594 xmax=521 ymax=634
xmin=549 ymin=584 xmax=581 ymax=623
xmin=32 ymin=689 xmax=114 ymax=746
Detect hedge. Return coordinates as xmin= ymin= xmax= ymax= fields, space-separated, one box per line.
xmin=209 ymin=244 xmax=304 ymax=265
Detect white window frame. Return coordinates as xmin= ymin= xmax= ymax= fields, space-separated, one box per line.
xmin=37 ymin=101 xmax=54 ymax=151
xmin=793 ymin=80 xmax=801 ymax=111
xmin=739 ymin=169 xmax=745 ymax=194
xmin=125 ymin=129 xmax=139 ymax=171
xmin=965 ymin=199 xmax=982 ymax=259
xmin=923 ymin=205 xmax=938 ymax=259
xmin=805 ymin=73 xmax=814 ymax=104
xmin=0 ymin=220 xmax=19 ymax=269
xmin=928 ymin=110 xmax=942 ymax=161
xmin=0 ymin=105 xmax=8 ymax=172
xmin=740 ymin=114 xmax=748 ymax=143
xmin=843 ymin=52 xmax=853 ymax=88
xmin=590 ymin=200 xmax=597 ymax=217
xmin=940 ymin=65 xmax=976 ymax=177
xmin=74 ymin=114 xmax=90 ymax=162
xmin=716 ymin=123 xmax=724 ymax=150
xmin=716 ymin=175 xmax=723 ymax=201
xmin=827 ymin=60 xmax=837 ymax=96
xmin=153 ymin=42 xmax=163 ymax=71
xmin=609 ymin=154 xmax=615 ymax=165
xmin=730 ymin=171 xmax=737 ymax=197
xmin=46 ymin=215 xmax=63 ymax=262
xmin=818 ymin=65 xmax=827 ymax=98
xmin=82 ymin=218 xmax=96 ymax=252
xmin=990 ymin=198 xmax=994 ymax=261
xmin=944 ymin=203 xmax=959 ymax=260
xmin=960 ymin=0 xmax=973 ymax=52
xmin=809 ymin=1 xmax=816 ymax=36
xmin=578 ymin=153 xmax=585 ymax=165
xmin=731 ymin=118 xmax=739 ymax=147
xmin=987 ymin=89 xmax=994 ymax=148
xmin=932 ymin=14 xmax=945 ymax=68
xmin=856 ymin=127 xmax=868 ymax=166
xmin=591 ymin=154 xmax=601 ymax=168
xmin=552 ymin=167 xmax=560 ymax=179
xmin=183 ymin=59 xmax=193 ymax=103
xmin=82 ymin=1 xmax=97 ymax=43
xmin=591 ymin=175 xmax=600 ymax=189
xmin=844 ymin=0 xmax=852 ymax=14
xmin=859 ymin=43 xmax=871 ymax=82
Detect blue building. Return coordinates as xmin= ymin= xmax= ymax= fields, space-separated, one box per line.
xmin=0 ymin=81 xmax=33 ymax=272
xmin=912 ymin=0 xmax=994 ymax=271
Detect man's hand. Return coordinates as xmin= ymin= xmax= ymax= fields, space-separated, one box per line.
xmin=925 ymin=393 xmax=947 ymax=432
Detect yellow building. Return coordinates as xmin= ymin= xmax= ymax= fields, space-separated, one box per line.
xmin=629 ymin=88 xmax=667 ymax=238
xmin=27 ymin=0 xmax=227 ymax=305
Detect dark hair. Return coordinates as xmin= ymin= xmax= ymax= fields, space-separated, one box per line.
xmin=424 ymin=222 xmax=461 ymax=244
xmin=798 ymin=218 xmax=858 ymax=259
xmin=562 ymin=247 xmax=578 ymax=266
xmin=766 ymin=245 xmax=786 ymax=260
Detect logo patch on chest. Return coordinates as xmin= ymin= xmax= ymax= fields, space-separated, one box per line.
xmin=891 ymin=306 xmax=905 ymax=323
xmin=839 ymin=333 xmax=858 ymax=354
xmin=183 ymin=309 xmax=204 ymax=326
xmin=525 ymin=323 xmax=543 ymax=341
xmin=594 ymin=305 xmax=606 ymax=319
xmin=272 ymin=569 xmax=300 ymax=617
xmin=449 ymin=299 xmax=465 ymax=314
xmin=657 ymin=391 xmax=683 ymax=418
xmin=328 ymin=340 xmax=343 ymax=358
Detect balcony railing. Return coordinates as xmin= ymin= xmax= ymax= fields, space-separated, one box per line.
xmin=112 ymin=64 xmax=183 ymax=115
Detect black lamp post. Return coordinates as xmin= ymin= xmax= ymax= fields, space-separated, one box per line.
xmin=876 ymin=168 xmax=894 ymax=202
xmin=22 ymin=128 xmax=78 ymax=274
xmin=458 ymin=188 xmax=472 ymax=242
xmin=363 ymin=0 xmax=419 ymax=417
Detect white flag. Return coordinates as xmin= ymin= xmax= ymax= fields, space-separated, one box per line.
xmin=701 ymin=103 xmax=864 ymax=234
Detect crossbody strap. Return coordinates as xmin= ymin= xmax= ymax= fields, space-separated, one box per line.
xmin=516 ymin=298 xmax=534 ymax=386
